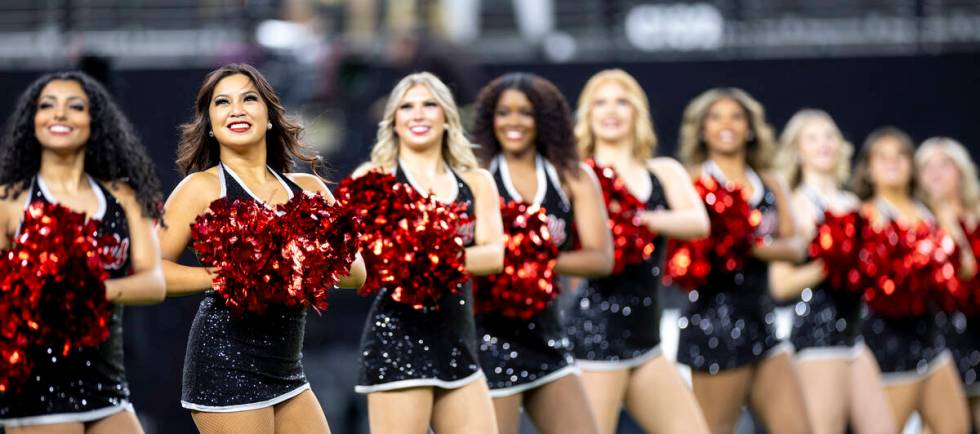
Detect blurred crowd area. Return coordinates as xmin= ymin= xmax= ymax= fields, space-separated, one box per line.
xmin=1 ymin=1 xmax=980 ymax=433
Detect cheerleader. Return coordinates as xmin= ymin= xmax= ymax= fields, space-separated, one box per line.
xmin=675 ymin=88 xmax=811 ymax=434
xmin=350 ymin=72 xmax=504 ymax=434
xmin=770 ymin=109 xmax=894 ymax=434
xmin=0 ymin=72 xmax=166 ymax=432
xmin=158 ymin=64 xmax=366 ymax=433
xmin=563 ymin=69 xmax=711 ymax=434
xmin=851 ymin=128 xmax=969 ymax=432
xmin=469 ymin=72 xmax=611 ymax=434
xmin=915 ymin=136 xmax=979 ymax=430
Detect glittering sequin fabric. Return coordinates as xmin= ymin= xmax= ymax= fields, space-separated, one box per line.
xmin=355 ymin=166 xmax=482 ymax=393
xmin=790 ymin=284 xmax=863 ymax=352
xmin=862 ymin=313 xmax=945 ymax=377
xmin=677 ymin=183 xmax=782 ymax=374
xmin=476 ymin=156 xmax=576 ymax=394
xmin=180 ymin=165 xmax=311 ymax=410
xmin=944 ymin=313 xmax=980 ymax=396
xmin=0 ymin=177 xmax=131 ymax=424
xmin=564 ymin=170 xmax=668 ymax=367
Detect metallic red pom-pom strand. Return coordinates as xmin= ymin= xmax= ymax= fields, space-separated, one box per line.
xmin=336 ymin=171 xmax=470 ymax=310
xmin=473 ymin=200 xmax=560 ymax=319
xmin=583 ymin=159 xmax=656 ymax=274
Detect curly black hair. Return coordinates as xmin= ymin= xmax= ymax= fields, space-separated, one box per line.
xmin=0 ymin=71 xmax=164 ymax=221
xmin=472 ymin=72 xmax=579 ymax=180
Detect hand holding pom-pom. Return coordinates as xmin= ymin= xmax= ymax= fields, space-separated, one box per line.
xmin=809 ymin=210 xmax=868 ymax=292
xmin=664 ymin=176 xmax=759 ymax=290
xmin=583 ymin=159 xmax=656 ymax=274
xmin=337 ymin=171 xmax=470 ymax=310
xmin=473 ymin=201 xmax=560 ymax=319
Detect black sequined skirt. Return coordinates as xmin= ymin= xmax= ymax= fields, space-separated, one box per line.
xmin=862 ymin=313 xmax=949 ymax=383
xmin=677 ymin=290 xmax=783 ymax=374
xmin=790 ymin=286 xmax=864 ymax=358
xmin=356 ymin=284 xmax=482 ymax=393
xmin=476 ymin=303 xmax=576 ymax=396
xmin=0 ymin=306 xmax=130 ymax=427
xmin=181 ymin=293 xmax=309 ymax=411
xmin=942 ymin=312 xmax=980 ymax=396
xmin=564 ymin=278 xmax=663 ymax=370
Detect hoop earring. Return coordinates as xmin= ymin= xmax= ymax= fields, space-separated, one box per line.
xmin=208 ymin=130 xmax=214 ymax=137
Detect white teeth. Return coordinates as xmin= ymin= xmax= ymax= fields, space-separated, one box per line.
xmin=410 ymin=126 xmax=430 ymax=134
xmin=719 ymin=130 xmax=735 ymax=142
xmin=505 ymin=130 xmax=523 ymax=140
xmin=49 ymin=125 xmax=72 ymax=133
xmin=229 ymin=122 xmax=250 ymax=130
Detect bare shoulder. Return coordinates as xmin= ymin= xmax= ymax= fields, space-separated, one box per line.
xmin=647 ymin=157 xmax=688 ymax=181
xmin=760 ymin=170 xmax=791 ymax=195
xmin=566 ymin=163 xmax=598 ymax=191
xmin=351 ymin=162 xmax=386 ymax=179
xmin=0 ymin=184 xmax=30 ymax=232
xmin=457 ymin=167 xmax=495 ymax=192
xmin=167 ymin=170 xmax=221 ymax=206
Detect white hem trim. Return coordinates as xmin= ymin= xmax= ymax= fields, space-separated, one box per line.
xmin=576 ymin=345 xmax=663 ymax=372
xmin=795 ymin=345 xmax=860 ymax=362
xmin=0 ymin=402 xmax=133 ymax=427
xmin=765 ymin=341 xmax=795 ymax=358
xmin=181 ymin=383 xmax=310 ymax=413
xmin=488 ymin=365 xmax=580 ymax=398
xmin=355 ymin=370 xmax=484 ymax=394
xmin=880 ymin=351 xmax=953 ymax=385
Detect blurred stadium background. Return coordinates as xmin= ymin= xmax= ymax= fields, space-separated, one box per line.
xmin=1 ymin=1 xmax=979 ymax=433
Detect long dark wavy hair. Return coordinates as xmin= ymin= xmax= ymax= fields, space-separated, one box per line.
xmin=849 ymin=126 xmax=917 ymax=200
xmin=472 ymin=72 xmax=579 ymax=180
xmin=0 ymin=71 xmax=164 ymax=221
xmin=176 ymin=63 xmax=317 ymax=176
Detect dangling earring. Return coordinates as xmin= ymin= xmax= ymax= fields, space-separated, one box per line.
xmin=208 ymin=130 xmax=214 ymax=137
xmin=267 ymin=123 xmax=273 ymax=130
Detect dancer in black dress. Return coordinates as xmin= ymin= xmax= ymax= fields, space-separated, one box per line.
xmin=0 ymin=72 xmax=166 ymax=433
xmin=676 ymin=88 xmax=811 ymax=434
xmin=916 ymin=136 xmax=980 ymax=431
xmin=350 ymin=72 xmax=504 ymax=434
xmin=158 ymin=64 xmax=365 ymax=434
xmin=470 ymin=73 xmax=611 ymax=434
xmin=563 ymin=69 xmax=710 ymax=434
xmin=851 ymin=127 xmax=969 ymax=433
xmin=771 ymin=109 xmax=894 ymax=434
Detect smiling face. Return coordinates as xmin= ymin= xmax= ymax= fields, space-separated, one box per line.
xmin=589 ymin=82 xmax=635 ymax=144
xmin=208 ymin=74 xmax=270 ymax=149
xmin=918 ymin=149 xmax=961 ymax=203
xmin=34 ymin=79 xmax=91 ymax=152
xmin=702 ymin=97 xmax=751 ymax=157
xmin=798 ymin=116 xmax=842 ymax=176
xmin=394 ymin=84 xmax=447 ymax=152
xmin=869 ymin=136 xmax=913 ymax=192
xmin=493 ymin=88 xmax=536 ymax=155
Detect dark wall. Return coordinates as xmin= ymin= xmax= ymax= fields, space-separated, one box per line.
xmin=0 ymin=52 xmax=977 ymax=432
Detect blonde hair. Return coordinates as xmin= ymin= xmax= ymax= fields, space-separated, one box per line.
xmin=915 ymin=136 xmax=980 ymax=216
xmin=776 ymin=109 xmax=853 ymax=189
xmin=574 ymin=69 xmax=657 ymax=159
xmin=370 ymin=72 xmax=478 ymax=171
xmin=677 ymin=88 xmax=777 ymax=171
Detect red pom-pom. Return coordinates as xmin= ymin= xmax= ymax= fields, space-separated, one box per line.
xmin=0 ymin=202 xmax=116 ymax=392
xmin=584 ymin=159 xmax=656 ymax=274
xmin=809 ymin=210 xmax=868 ymax=292
xmin=337 ymin=171 xmax=470 ymax=310
xmin=664 ymin=176 xmax=759 ymax=290
xmin=859 ymin=221 xmax=959 ymax=317
xmin=191 ymin=193 xmax=359 ymax=316
xmin=278 ymin=192 xmax=362 ymax=313
xmin=472 ymin=200 xmax=560 ymax=319
xmin=955 ymin=221 xmax=980 ymax=314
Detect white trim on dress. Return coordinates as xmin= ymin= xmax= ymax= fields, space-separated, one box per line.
xmin=354 ymin=370 xmax=484 ymax=394
xmin=0 ymin=402 xmax=133 ymax=427
xmin=880 ymin=350 xmax=953 ymax=385
xmin=181 ymin=383 xmax=310 ymax=413
xmin=488 ymin=365 xmax=580 ymax=398
xmin=576 ymin=344 xmax=663 ymax=372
